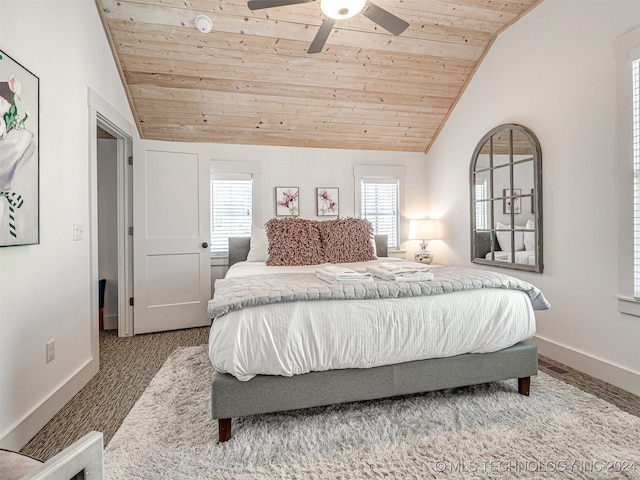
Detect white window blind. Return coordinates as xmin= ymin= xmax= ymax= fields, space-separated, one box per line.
xmin=633 ymin=57 xmax=640 ymax=296
xmin=361 ymin=178 xmax=399 ymax=249
xmin=210 ymin=175 xmax=252 ymax=256
xmin=475 ymin=181 xmax=489 ymax=230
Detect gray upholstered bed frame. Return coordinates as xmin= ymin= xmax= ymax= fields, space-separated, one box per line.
xmin=212 ymin=236 xmax=538 ymax=442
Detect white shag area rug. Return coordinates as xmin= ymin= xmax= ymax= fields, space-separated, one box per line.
xmin=104 ymin=345 xmax=640 ymax=479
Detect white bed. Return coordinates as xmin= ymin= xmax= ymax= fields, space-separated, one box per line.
xmin=209 ymin=258 xmax=536 ymax=381
xmin=208 ymin=224 xmax=547 ymax=442
xmin=479 ymin=220 xmax=537 ymax=266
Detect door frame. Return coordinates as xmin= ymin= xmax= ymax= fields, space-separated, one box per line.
xmin=88 ymin=88 xmax=134 ymax=344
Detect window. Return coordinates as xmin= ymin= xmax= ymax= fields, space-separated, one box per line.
xmin=360 ymin=178 xmax=399 ymax=249
xmin=354 ymin=165 xmax=404 ymax=250
xmin=209 ymin=161 xmax=261 ymax=258
xmin=210 ymin=175 xmax=252 ymax=256
xmin=633 ymin=56 xmax=640 ymax=296
xmin=616 ymin=26 xmax=640 ymax=314
xmin=475 ymin=180 xmax=489 ymax=230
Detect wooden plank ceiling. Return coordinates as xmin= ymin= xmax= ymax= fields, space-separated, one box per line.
xmin=95 ymin=0 xmax=543 ymax=152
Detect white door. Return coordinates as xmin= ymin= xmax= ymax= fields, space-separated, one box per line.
xmin=133 ymin=148 xmax=211 ymax=334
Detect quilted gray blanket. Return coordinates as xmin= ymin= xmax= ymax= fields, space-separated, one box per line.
xmin=208 ymin=266 xmax=550 ymax=319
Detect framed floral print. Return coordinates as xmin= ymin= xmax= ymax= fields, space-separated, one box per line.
xmin=503 ymin=188 xmax=521 ymax=215
xmin=316 ymin=187 xmax=339 ymax=216
xmin=0 ymin=50 xmax=39 ymax=246
xmin=275 ymin=187 xmax=299 ymax=216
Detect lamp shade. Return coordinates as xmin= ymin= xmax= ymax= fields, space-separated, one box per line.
xmin=408 ymin=219 xmax=440 ymax=241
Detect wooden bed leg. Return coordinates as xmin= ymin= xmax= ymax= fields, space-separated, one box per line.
xmin=218 ymin=418 xmax=231 ymax=443
xmin=518 ymin=376 xmax=531 ymax=396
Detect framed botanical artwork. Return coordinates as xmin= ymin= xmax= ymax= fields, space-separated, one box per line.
xmin=316 ymin=187 xmax=339 ymax=217
xmin=503 ymin=188 xmax=521 ymax=215
xmin=275 ymin=187 xmax=299 ymax=216
xmin=0 ymin=50 xmax=39 ymax=246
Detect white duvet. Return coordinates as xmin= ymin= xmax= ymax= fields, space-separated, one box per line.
xmin=208 ymin=260 xmax=536 ymax=381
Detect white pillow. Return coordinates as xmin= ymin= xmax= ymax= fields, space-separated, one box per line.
xmin=246 ymin=227 xmax=269 ymax=262
xmin=523 ymin=219 xmax=535 ymax=251
xmin=496 ymin=223 xmax=525 ymax=252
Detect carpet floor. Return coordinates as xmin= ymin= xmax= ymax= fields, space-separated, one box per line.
xmin=20 ymin=327 xmax=209 ymax=460
xmin=104 ymin=344 xmax=640 ymax=479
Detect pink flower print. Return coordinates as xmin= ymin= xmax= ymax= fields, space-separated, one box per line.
xmin=318 ymin=189 xmax=338 ymax=216
xmin=8 ymin=76 xmax=21 ymax=95
xmin=278 ymin=190 xmax=299 ymax=215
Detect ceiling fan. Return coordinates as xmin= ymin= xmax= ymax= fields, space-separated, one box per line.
xmin=247 ymin=0 xmax=410 ymax=54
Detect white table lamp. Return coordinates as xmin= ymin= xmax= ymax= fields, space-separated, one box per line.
xmin=409 ymin=219 xmax=440 ymax=264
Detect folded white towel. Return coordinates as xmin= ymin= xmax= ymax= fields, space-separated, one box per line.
xmin=366 ymin=265 xmax=434 ymax=282
xmin=377 ymin=261 xmax=431 ymax=274
xmin=315 ymin=265 xmax=373 ymax=283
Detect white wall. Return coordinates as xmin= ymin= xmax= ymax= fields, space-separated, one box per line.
xmin=136 ymin=140 xmax=431 ymax=296
xmin=0 ymin=0 xmax=134 ymax=448
xmin=139 ymin=139 xmax=430 ymax=239
xmin=426 ymin=0 xmax=640 ymax=394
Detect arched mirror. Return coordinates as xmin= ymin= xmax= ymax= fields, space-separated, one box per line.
xmin=470 ymin=124 xmax=543 ymax=273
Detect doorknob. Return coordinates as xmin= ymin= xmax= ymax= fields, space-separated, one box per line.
xmin=201 ymin=242 xmax=209 ymax=249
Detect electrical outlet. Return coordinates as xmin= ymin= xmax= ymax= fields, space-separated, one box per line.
xmin=46 ymin=340 xmax=55 ymax=363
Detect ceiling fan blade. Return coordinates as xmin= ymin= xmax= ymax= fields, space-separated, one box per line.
xmin=307 ymin=17 xmax=335 ymax=54
xmin=361 ymin=1 xmax=409 ymax=36
xmin=248 ymin=0 xmax=312 ymax=10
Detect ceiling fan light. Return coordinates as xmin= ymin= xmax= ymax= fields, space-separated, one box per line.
xmin=194 ymin=14 xmax=213 ymax=33
xmin=320 ymin=0 xmax=366 ymax=20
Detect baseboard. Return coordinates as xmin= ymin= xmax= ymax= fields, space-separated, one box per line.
xmin=532 ymin=335 xmax=640 ymax=396
xmin=103 ymin=314 xmax=118 ymax=331
xmin=0 ymin=356 xmax=99 ymax=451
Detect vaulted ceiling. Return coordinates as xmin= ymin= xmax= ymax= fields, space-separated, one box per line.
xmin=96 ymin=0 xmax=543 ymax=152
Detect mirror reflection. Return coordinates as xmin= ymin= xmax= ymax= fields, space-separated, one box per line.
xmin=470 ymin=124 xmax=543 ymax=273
